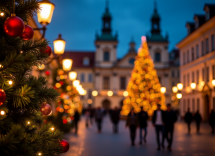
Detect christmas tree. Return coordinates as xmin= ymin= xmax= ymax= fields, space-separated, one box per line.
xmin=0 ymin=0 xmax=69 ymax=155
xmin=47 ymin=68 xmax=82 ymax=133
xmin=121 ymin=36 xmax=166 ymax=116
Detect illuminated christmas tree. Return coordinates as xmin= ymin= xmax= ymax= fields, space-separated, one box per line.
xmin=121 ymin=36 xmax=166 ymax=116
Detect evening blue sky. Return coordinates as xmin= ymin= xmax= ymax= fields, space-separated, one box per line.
xmin=34 ymin=0 xmax=215 ymax=58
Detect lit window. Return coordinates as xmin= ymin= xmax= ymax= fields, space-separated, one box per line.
xmin=83 ymin=57 xmax=89 ymax=66
xmin=104 ymin=52 xmax=110 ymax=61
xmin=129 ymin=58 xmax=135 ymax=65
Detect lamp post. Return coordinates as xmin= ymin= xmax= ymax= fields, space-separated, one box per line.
xmin=34 ymin=0 xmax=55 ymax=40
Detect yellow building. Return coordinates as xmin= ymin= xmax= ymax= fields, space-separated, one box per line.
xmin=177 ymin=4 xmax=215 ymax=120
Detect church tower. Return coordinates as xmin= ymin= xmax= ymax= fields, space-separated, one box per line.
xmin=95 ymin=1 xmax=118 ymax=68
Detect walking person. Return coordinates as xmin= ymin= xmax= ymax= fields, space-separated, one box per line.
xmin=95 ymin=107 xmax=103 ymax=133
xmin=111 ymin=107 xmax=120 ymax=133
xmin=209 ymin=109 xmax=215 ymax=133
xmin=85 ymin=106 xmax=90 ymax=128
xmin=89 ymin=107 xmax=95 ymax=125
xmin=164 ymin=104 xmax=177 ymax=151
xmin=194 ymin=110 xmax=202 ymax=133
xmin=126 ymin=108 xmax=139 ymax=146
xmin=152 ymin=104 xmax=166 ymax=150
xmin=138 ymin=107 xmax=148 ymax=144
xmin=184 ymin=108 xmax=193 ymax=134
xmin=74 ymin=109 xmax=80 ymax=134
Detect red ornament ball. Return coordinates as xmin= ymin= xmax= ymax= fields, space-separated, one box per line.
xmin=0 ymin=89 xmax=6 ymax=106
xmin=42 ymin=45 xmax=52 ymax=56
xmin=60 ymin=139 xmax=70 ymax=153
xmin=45 ymin=70 xmax=50 ymax=76
xmin=63 ymin=119 xmax=67 ymax=124
xmin=19 ymin=25 xmax=34 ymax=40
xmin=4 ymin=16 xmax=25 ymax=37
xmin=40 ymin=103 xmax=52 ymax=116
xmin=59 ymin=81 xmax=64 ymax=85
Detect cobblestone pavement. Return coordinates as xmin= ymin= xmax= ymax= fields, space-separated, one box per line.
xmin=63 ymin=116 xmax=215 ymax=156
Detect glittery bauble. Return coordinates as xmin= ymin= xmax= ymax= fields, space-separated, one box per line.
xmin=4 ymin=16 xmax=25 ymax=37
xmin=42 ymin=45 xmax=52 ymax=56
xmin=19 ymin=25 xmax=34 ymax=40
xmin=40 ymin=103 xmax=52 ymax=116
xmin=0 ymin=89 xmax=6 ymax=106
xmin=60 ymin=139 xmax=70 ymax=153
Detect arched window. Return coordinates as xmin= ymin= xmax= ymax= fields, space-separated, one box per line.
xmin=129 ymin=58 xmax=135 ymax=65
xmin=83 ymin=57 xmax=90 ymax=66
xmin=104 ymin=52 xmax=110 ymax=61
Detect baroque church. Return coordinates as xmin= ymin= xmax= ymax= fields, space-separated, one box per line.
xmin=62 ymin=2 xmax=179 ymax=109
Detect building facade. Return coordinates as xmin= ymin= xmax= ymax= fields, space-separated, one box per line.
xmin=177 ymin=4 xmax=215 ymax=120
xmin=63 ymin=3 xmax=178 ymax=109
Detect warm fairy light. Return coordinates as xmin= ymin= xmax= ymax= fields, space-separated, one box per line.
xmin=66 ymin=86 xmax=71 ymax=91
xmin=212 ymin=80 xmax=215 ymax=86
xmin=0 ymin=12 xmax=4 ymax=16
xmin=201 ymin=81 xmax=205 ymax=86
xmin=62 ymin=59 xmax=72 ymax=71
xmin=0 ymin=110 xmax=5 ymax=115
xmin=55 ymin=83 xmax=61 ymax=88
xmin=37 ymin=0 xmax=55 ymax=25
xmin=177 ymin=83 xmax=183 ymax=90
xmin=107 ymin=91 xmax=113 ymax=97
xmin=27 ymin=121 xmax=30 ymax=125
xmin=87 ymin=99 xmax=93 ymax=104
xmin=123 ymin=91 xmax=128 ymax=97
xmin=38 ymin=64 xmax=45 ymax=70
xmin=172 ymin=86 xmax=178 ymax=93
xmin=0 ymin=64 xmax=3 ymax=68
xmin=8 ymin=80 xmax=13 ymax=85
xmin=190 ymin=82 xmax=196 ymax=90
xmin=176 ymin=93 xmax=182 ymax=99
xmin=38 ymin=152 xmax=42 ymax=156
xmin=160 ymin=87 xmax=166 ymax=94
xmin=50 ymin=127 xmax=55 ymax=131
xmin=53 ymin=34 xmax=66 ymax=55
xmin=69 ymin=71 xmax=77 ymax=81
xmin=73 ymin=80 xmax=80 ymax=87
xmin=92 ymin=90 xmax=98 ymax=97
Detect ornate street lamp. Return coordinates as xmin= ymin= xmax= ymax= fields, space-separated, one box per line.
xmin=69 ymin=71 xmax=77 ymax=81
xmin=160 ymin=87 xmax=166 ymax=94
xmin=190 ymin=82 xmax=196 ymax=90
xmin=62 ymin=59 xmax=72 ymax=72
xmin=53 ymin=34 xmax=66 ymax=55
xmin=34 ymin=0 xmax=55 ymax=39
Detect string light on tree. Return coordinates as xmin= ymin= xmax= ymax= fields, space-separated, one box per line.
xmin=27 ymin=121 xmax=30 ymax=125
xmin=0 ymin=12 xmax=4 ymax=16
xmin=37 ymin=152 xmax=42 ymax=156
xmin=50 ymin=127 xmax=55 ymax=131
xmin=8 ymin=80 xmax=13 ymax=85
xmin=0 ymin=110 xmax=5 ymax=115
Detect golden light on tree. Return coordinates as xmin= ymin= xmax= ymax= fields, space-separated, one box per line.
xmin=121 ymin=36 xmax=166 ymax=116
xmin=38 ymin=64 xmax=45 ymax=70
xmin=172 ymin=86 xmax=178 ymax=93
xmin=0 ymin=110 xmax=5 ymax=115
xmin=123 ymin=91 xmax=128 ymax=97
xmin=53 ymin=34 xmax=66 ymax=55
xmin=160 ymin=87 xmax=166 ymax=94
xmin=8 ymin=80 xmax=13 ymax=85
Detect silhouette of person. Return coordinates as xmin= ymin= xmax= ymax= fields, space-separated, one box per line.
xmin=184 ymin=108 xmax=193 ymax=134
xmin=164 ymin=104 xmax=177 ymax=151
xmin=194 ymin=110 xmax=202 ymax=133
xmin=111 ymin=107 xmax=120 ymax=133
xmin=126 ymin=108 xmax=139 ymax=146
xmin=209 ymin=109 xmax=215 ymax=133
xmin=138 ymin=107 xmax=148 ymax=144
xmin=152 ymin=104 xmax=166 ymax=150
xmin=74 ymin=110 xmax=80 ymax=134
xmin=95 ymin=107 xmax=103 ymax=133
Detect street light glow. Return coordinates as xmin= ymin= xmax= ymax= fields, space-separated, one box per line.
xmin=177 ymin=83 xmax=183 ymax=90
xmin=172 ymin=86 xmax=178 ymax=93
xmin=160 ymin=87 xmax=166 ymax=94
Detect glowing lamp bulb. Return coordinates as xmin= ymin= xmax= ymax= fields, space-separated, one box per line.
xmin=177 ymin=83 xmax=183 ymax=90
xmin=92 ymin=90 xmax=98 ymax=96
xmin=190 ymin=82 xmax=196 ymax=90
xmin=160 ymin=87 xmax=166 ymax=94
xmin=69 ymin=71 xmax=77 ymax=81
xmin=73 ymin=80 xmax=80 ymax=87
xmin=107 ymin=91 xmax=113 ymax=97
xmin=172 ymin=86 xmax=178 ymax=93
xmin=62 ymin=59 xmax=72 ymax=71
xmin=123 ymin=91 xmax=128 ymax=97
xmin=176 ymin=93 xmax=182 ymax=99
xmin=212 ymin=80 xmax=215 ymax=86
